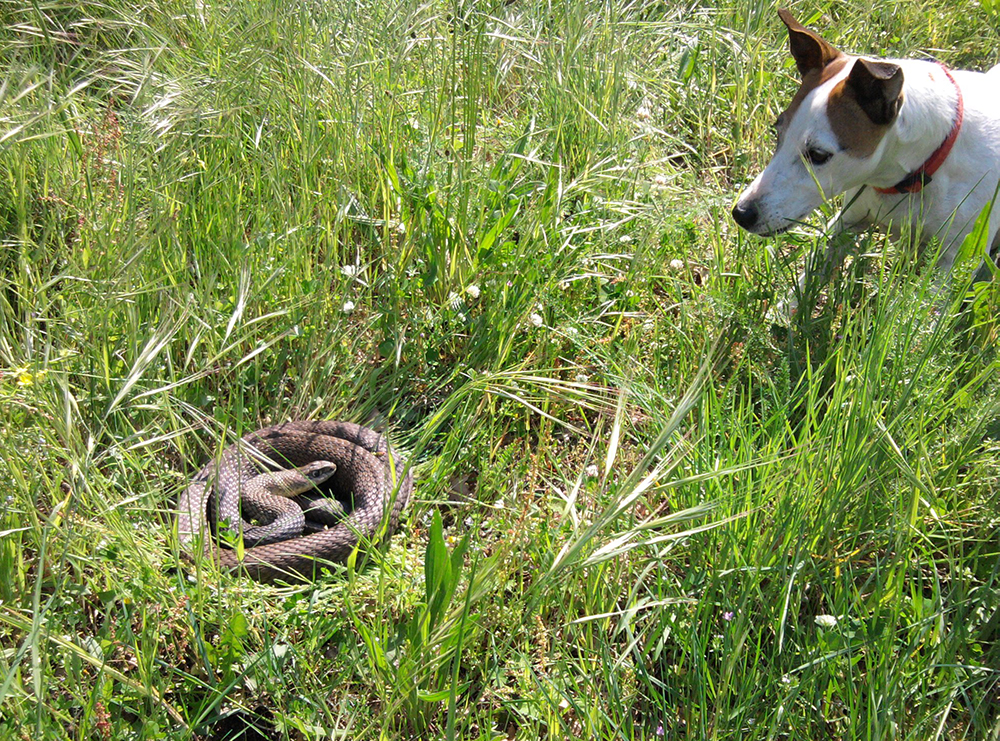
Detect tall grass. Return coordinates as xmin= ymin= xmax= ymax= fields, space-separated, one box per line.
xmin=1 ymin=0 xmax=999 ymax=738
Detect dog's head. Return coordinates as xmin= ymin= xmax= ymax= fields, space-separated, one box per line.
xmin=732 ymin=9 xmax=904 ymax=236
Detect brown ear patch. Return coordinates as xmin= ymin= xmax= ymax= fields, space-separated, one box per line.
xmin=778 ymin=8 xmax=843 ymax=76
xmin=826 ymin=68 xmax=899 ymax=157
xmin=845 ymin=58 xmax=904 ymax=125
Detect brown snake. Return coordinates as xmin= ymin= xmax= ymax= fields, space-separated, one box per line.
xmin=176 ymin=421 xmax=411 ymax=582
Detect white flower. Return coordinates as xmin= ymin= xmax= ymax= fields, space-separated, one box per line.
xmin=814 ymin=614 xmax=838 ymax=629
xmin=585 ymin=464 xmax=599 ymax=478
xmin=565 ymin=326 xmax=579 ymax=337
xmin=529 ymin=313 xmax=544 ymax=328
xmin=653 ymin=174 xmax=668 ymax=186
xmin=636 ymin=102 xmax=652 ymax=121
xmin=465 ymin=284 xmax=480 ymax=299
xmin=574 ymin=373 xmax=589 ymax=383
xmin=669 ymin=258 xmax=685 ymax=272
xmin=341 ymin=264 xmax=360 ymax=278
xmin=619 ymin=234 xmax=633 ymax=244
xmin=342 ymin=300 xmax=356 ymax=314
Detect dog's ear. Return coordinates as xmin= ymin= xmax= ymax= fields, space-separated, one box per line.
xmin=778 ymin=9 xmax=842 ymax=76
xmin=846 ymin=59 xmax=904 ymax=125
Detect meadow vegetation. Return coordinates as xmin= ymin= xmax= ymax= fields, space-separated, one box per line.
xmin=1 ymin=0 xmax=999 ymax=738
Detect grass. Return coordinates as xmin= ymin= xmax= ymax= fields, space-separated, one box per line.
xmin=1 ymin=0 xmax=1000 ymax=738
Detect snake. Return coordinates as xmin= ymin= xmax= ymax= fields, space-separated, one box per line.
xmin=176 ymin=421 xmax=411 ymax=582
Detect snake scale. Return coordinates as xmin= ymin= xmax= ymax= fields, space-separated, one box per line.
xmin=177 ymin=421 xmax=411 ymax=582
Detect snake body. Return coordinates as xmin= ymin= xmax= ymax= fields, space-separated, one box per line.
xmin=177 ymin=421 xmax=411 ymax=582
xmin=225 ymin=461 xmax=340 ymax=547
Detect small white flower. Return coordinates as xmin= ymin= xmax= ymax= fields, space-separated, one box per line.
xmin=653 ymin=174 xmax=668 ymax=186
xmin=341 ymin=264 xmax=360 ymax=278
xmin=669 ymin=258 xmax=685 ymax=272
xmin=815 ymin=614 xmax=838 ymax=629
xmin=395 ymin=221 xmax=406 ymax=234
xmin=636 ymin=102 xmax=652 ymax=121
xmin=585 ymin=464 xmax=599 ymax=478
xmin=619 ymin=234 xmax=633 ymax=244
xmin=465 ymin=284 xmax=480 ymax=299
xmin=342 ymin=300 xmax=356 ymax=314
xmin=574 ymin=373 xmax=589 ymax=383
xmin=565 ymin=326 xmax=579 ymax=337
xmin=529 ymin=313 xmax=544 ymax=328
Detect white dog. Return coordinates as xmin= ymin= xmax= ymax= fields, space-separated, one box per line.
xmin=733 ymin=9 xmax=1000 ymax=307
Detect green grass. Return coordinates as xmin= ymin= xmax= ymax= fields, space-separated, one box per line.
xmin=2 ymin=0 xmax=1000 ymax=738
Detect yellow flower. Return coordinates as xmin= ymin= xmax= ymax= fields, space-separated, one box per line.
xmin=16 ymin=370 xmax=33 ymax=387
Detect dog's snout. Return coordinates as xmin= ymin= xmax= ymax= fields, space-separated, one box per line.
xmin=731 ymin=201 xmax=759 ymax=230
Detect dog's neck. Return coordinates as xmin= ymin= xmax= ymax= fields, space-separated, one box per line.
xmin=870 ymin=60 xmax=962 ymax=190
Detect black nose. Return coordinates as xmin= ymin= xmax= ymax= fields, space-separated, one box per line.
xmin=732 ymin=201 xmax=758 ymax=230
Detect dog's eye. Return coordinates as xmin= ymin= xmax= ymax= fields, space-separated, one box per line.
xmin=805 ymin=146 xmax=832 ymax=166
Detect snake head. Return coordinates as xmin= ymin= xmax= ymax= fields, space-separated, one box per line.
xmin=300 ymin=460 xmax=338 ymax=484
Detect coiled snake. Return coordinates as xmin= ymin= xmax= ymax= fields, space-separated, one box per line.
xmin=176 ymin=421 xmax=411 ymax=582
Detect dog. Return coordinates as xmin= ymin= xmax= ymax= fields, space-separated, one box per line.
xmin=732 ymin=9 xmax=1000 ymax=311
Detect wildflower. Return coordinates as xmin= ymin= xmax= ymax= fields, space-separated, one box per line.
xmin=722 ymin=611 xmax=734 ymax=622
xmin=574 ymin=372 xmax=589 ymax=383
xmin=529 ymin=313 xmax=544 ymax=328
xmin=16 ymin=370 xmax=33 ymax=386
xmin=653 ymin=174 xmax=668 ymax=186
xmin=342 ymin=300 xmax=356 ymax=314
xmin=585 ymin=464 xmax=599 ymax=478
xmin=815 ymin=614 xmax=838 ymax=629
xmin=465 ymin=284 xmax=480 ymax=299
xmin=341 ymin=264 xmax=360 ymax=278
xmin=669 ymin=258 xmax=685 ymax=272
xmin=619 ymin=234 xmax=633 ymax=244
xmin=637 ymin=102 xmax=652 ymax=121
xmin=565 ymin=326 xmax=579 ymax=337
xmin=656 ymin=723 xmax=665 ymax=736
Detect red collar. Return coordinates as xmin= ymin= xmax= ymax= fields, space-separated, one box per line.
xmin=874 ymin=63 xmax=964 ymax=195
